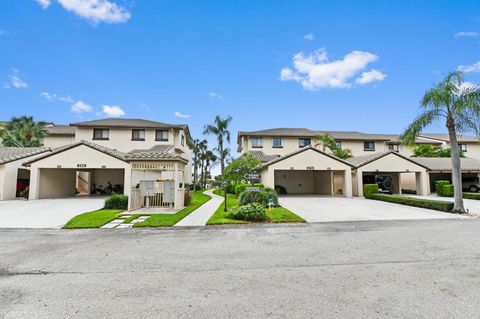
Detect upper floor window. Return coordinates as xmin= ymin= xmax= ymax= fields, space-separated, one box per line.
xmin=93 ymin=128 xmax=109 ymax=140
xmin=388 ymin=143 xmax=399 ymax=152
xmin=335 ymin=140 xmax=342 ymax=149
xmin=364 ymin=141 xmax=375 ymax=151
xmin=272 ymin=137 xmax=282 ymax=148
xmin=299 ymin=138 xmax=311 ymax=148
xmin=459 ymin=144 xmax=467 ymax=152
xmin=252 ymin=138 xmax=263 ymax=148
xmin=181 ymin=135 xmax=185 ymax=146
xmin=155 ymin=130 xmax=168 ymax=141
xmin=131 ymin=129 xmax=145 ymax=141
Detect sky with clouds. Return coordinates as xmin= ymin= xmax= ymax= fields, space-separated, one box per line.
xmin=1 ymin=0 xmax=480 ymax=155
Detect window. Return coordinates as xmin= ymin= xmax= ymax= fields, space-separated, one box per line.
xmin=364 ymin=141 xmax=375 ymax=151
xmin=299 ymin=138 xmax=311 ymax=148
xmin=459 ymin=144 xmax=467 ymax=152
xmin=181 ymin=135 xmax=185 ymax=146
xmin=252 ymin=138 xmax=263 ymax=148
xmin=93 ymin=128 xmax=109 ymax=140
xmin=155 ymin=130 xmax=168 ymax=141
xmin=131 ymin=129 xmax=145 ymax=141
xmin=272 ymin=137 xmax=282 ymax=148
xmin=335 ymin=140 xmax=342 ymax=149
xmin=388 ymin=143 xmax=399 ymax=152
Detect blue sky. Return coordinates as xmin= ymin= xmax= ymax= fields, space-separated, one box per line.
xmin=1 ymin=0 xmax=480 ymax=154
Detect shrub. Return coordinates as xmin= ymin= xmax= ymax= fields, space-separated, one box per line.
xmin=104 ymin=194 xmax=128 ymax=210
xmin=363 ymin=184 xmax=379 ymax=198
xmin=368 ymin=193 xmax=453 ymax=212
xmin=227 ymin=203 xmax=267 ymax=221
xmin=184 ymin=190 xmax=192 ymax=206
xmin=226 ymin=183 xmax=236 ymax=194
xmin=234 ymin=183 xmax=264 ymax=195
xmin=442 ymin=184 xmax=454 ymax=197
xmin=238 ymin=187 xmax=279 ymax=207
xmin=435 ymin=180 xmax=452 ymax=197
xmin=464 ymin=192 xmax=480 ymax=200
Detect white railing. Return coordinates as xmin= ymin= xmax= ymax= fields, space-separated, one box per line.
xmin=130 ymin=188 xmax=142 ymax=211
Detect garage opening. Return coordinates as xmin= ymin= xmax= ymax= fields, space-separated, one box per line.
xmin=429 ymin=172 xmax=480 ymax=193
xmin=274 ymin=170 xmax=346 ymax=196
xmin=16 ymin=168 xmax=30 ymax=198
xmin=362 ymin=171 xmax=420 ymax=194
xmin=38 ymin=168 xmax=125 ymax=199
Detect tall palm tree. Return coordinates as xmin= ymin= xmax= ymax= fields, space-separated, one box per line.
xmin=203 ymin=150 xmax=218 ymax=188
xmin=1 ymin=116 xmax=48 ymax=147
xmin=203 ymin=115 xmax=232 ymax=181
xmin=192 ymin=139 xmax=207 ymax=189
xmin=400 ymin=71 xmax=480 ymax=213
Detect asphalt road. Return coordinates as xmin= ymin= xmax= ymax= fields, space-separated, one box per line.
xmin=1 ymin=219 xmax=480 ymax=318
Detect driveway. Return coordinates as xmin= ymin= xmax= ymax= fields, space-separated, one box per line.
xmin=279 ymin=195 xmax=465 ymax=223
xmin=0 ymin=197 xmax=105 ymax=228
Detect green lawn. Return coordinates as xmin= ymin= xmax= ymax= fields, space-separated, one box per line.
xmin=134 ymin=191 xmax=211 ymax=227
xmin=206 ymin=189 xmax=305 ymax=225
xmin=63 ymin=209 xmax=123 ymax=229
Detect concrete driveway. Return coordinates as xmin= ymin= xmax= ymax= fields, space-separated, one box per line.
xmin=279 ymin=195 xmax=466 ymax=223
xmin=0 ymin=197 xmax=105 ymax=228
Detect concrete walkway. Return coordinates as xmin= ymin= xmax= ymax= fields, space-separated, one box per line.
xmin=174 ymin=189 xmax=223 ymax=226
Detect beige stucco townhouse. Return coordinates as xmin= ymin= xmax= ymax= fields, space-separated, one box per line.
xmin=238 ymin=128 xmax=480 ymax=197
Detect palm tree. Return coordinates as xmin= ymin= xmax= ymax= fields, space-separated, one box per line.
xmin=203 ymin=115 xmax=232 ymax=180
xmin=192 ymin=139 xmax=207 ymax=189
xmin=400 ymin=71 xmax=480 ymax=213
xmin=314 ymin=133 xmax=336 ymax=151
xmin=203 ymin=150 xmax=218 ymax=188
xmin=1 ymin=116 xmax=48 ymax=147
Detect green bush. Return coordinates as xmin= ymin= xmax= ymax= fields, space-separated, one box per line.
xmin=227 ymin=203 xmax=267 ymax=221
xmin=442 ymin=184 xmax=454 ymax=197
xmin=368 ymin=193 xmax=453 ymax=212
xmin=104 ymin=194 xmax=128 ymax=210
xmin=226 ymin=183 xmax=236 ymax=194
xmin=363 ymin=184 xmax=379 ymax=198
xmin=234 ymin=183 xmax=264 ymax=195
xmin=435 ymin=180 xmax=451 ymax=196
xmin=184 ymin=190 xmax=192 ymax=206
xmin=238 ymin=187 xmax=279 ymax=207
xmin=463 ymin=192 xmax=480 ymax=200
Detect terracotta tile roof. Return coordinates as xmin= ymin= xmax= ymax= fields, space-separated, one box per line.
xmin=248 ymin=151 xmax=280 ymax=163
xmin=126 ymin=145 xmax=187 ymax=162
xmin=0 ymin=147 xmax=51 ymax=165
xmin=345 ymin=151 xmax=430 ymax=169
xmin=46 ymin=125 xmax=76 ymax=136
xmin=70 ymin=118 xmax=187 ymax=129
xmin=411 ymin=157 xmax=480 ymax=171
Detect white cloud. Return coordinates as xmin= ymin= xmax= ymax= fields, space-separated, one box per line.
xmin=102 ymin=105 xmax=125 ymax=117
xmin=209 ymin=92 xmax=224 ymax=99
xmin=35 ymin=0 xmax=131 ymax=24
xmin=40 ymin=91 xmax=57 ymax=100
xmin=280 ymin=48 xmax=383 ymax=89
xmin=454 ymin=32 xmax=478 ymax=38
xmin=35 ymin=0 xmax=51 ymax=9
xmin=303 ymin=33 xmax=315 ymax=41
xmin=40 ymin=91 xmax=74 ymax=103
xmin=71 ymin=100 xmax=93 ymax=113
xmin=174 ymin=111 xmax=190 ymax=118
xmin=355 ymin=69 xmax=387 ymax=84
xmin=458 ymin=61 xmax=480 ymax=73
xmin=3 ymin=69 xmax=28 ymax=89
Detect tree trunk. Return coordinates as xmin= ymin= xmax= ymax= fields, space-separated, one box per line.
xmin=193 ymin=154 xmax=198 ymax=189
xmin=447 ymin=119 xmax=466 ymax=213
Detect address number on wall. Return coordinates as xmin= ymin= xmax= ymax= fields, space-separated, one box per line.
xmin=77 ymin=164 xmax=87 ymax=168
xmin=306 ymin=166 xmax=314 ymax=170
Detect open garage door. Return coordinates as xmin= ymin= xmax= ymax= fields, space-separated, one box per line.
xmin=274 ymin=170 xmax=345 ymax=196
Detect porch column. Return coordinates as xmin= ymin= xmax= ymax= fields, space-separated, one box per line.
xmin=124 ymin=166 xmax=132 ymax=210
xmin=416 ymin=170 xmax=429 ymax=195
xmin=174 ymin=162 xmax=180 ymax=209
xmin=29 ymin=167 xmax=40 ymax=200
xmin=344 ymin=169 xmax=352 ymax=198
xmin=357 ymin=169 xmax=364 ymax=197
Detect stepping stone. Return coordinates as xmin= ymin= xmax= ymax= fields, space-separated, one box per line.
xmin=116 ymin=223 xmax=133 ymax=229
xmin=101 ymin=223 xmax=118 ymax=229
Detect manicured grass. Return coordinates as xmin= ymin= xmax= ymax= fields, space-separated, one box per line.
xmin=63 ymin=209 xmax=123 ymax=229
xmin=134 ymin=191 xmax=211 ymax=227
xmin=207 ymin=189 xmax=305 ymax=225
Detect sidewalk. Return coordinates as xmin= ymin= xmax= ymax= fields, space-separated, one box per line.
xmin=174 ymin=189 xmax=224 ymax=226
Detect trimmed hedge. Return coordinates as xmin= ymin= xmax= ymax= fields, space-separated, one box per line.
xmin=368 ymin=193 xmax=453 ymax=212
xmin=104 ymin=194 xmax=128 ymax=210
xmin=238 ymin=187 xmax=279 ymax=207
xmin=227 ymin=203 xmax=267 ymax=221
xmin=363 ymin=184 xmax=379 ymax=198
xmin=435 ymin=180 xmax=453 ymax=197
xmin=463 ymin=192 xmax=480 ymax=200
xmin=234 ymin=183 xmax=264 ymax=195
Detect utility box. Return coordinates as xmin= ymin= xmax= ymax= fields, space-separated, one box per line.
xmin=163 ymin=181 xmax=175 ymax=203
xmin=139 ymin=180 xmax=155 ymax=197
